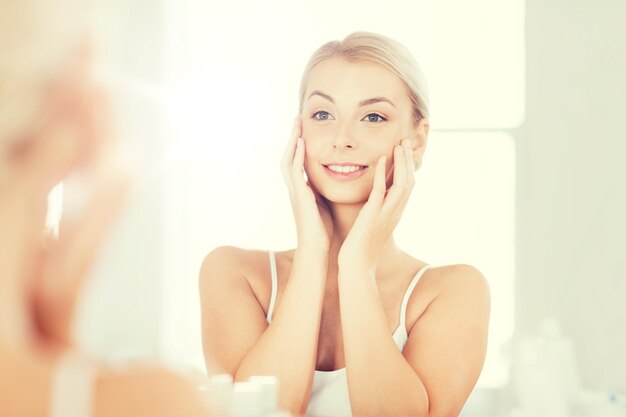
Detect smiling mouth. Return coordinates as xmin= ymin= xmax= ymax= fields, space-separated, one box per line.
xmin=324 ymin=164 xmax=368 ymax=173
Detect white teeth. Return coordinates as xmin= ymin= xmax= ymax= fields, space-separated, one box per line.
xmin=327 ymin=165 xmax=364 ymax=173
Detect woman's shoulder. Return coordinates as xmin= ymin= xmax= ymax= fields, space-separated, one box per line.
xmin=420 ymin=263 xmax=490 ymax=301
xmin=399 ymin=252 xmax=488 ymax=295
xmin=423 ymin=263 xmax=488 ymax=290
xmin=199 ymin=246 xmax=295 ymax=297
xmin=420 ymin=263 xmax=490 ymax=312
xmin=199 ymin=246 xmax=271 ymax=281
xmin=406 ymin=262 xmax=490 ymax=333
xmin=199 ymin=246 xmax=293 ymax=313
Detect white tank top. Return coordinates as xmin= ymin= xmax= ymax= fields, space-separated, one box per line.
xmin=266 ymin=251 xmax=430 ymax=417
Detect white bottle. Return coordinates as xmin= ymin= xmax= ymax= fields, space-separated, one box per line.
xmin=247 ymin=375 xmax=279 ymax=417
xmin=538 ymin=317 xmax=582 ymax=404
xmin=232 ymin=381 xmax=264 ymax=417
xmin=208 ymin=374 xmax=234 ymax=416
xmin=512 ymin=317 xmax=580 ymax=417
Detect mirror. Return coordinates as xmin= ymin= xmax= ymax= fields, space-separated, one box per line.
xmin=2 ymin=1 xmax=624 ymax=416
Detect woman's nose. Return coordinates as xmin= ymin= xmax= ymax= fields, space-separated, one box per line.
xmin=332 ymin=123 xmax=357 ymax=150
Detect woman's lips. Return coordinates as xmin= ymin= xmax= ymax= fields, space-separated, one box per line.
xmin=322 ymin=163 xmax=369 ymax=180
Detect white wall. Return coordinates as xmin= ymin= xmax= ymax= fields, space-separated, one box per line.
xmin=517 ymin=0 xmax=626 ymax=393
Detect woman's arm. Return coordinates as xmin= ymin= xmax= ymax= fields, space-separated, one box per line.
xmin=0 ymin=347 xmax=214 ymax=417
xmin=199 ymin=117 xmax=334 ymax=414
xmin=200 ymin=246 xmax=327 ymax=414
xmin=95 ymin=365 xmax=212 ymax=417
xmin=337 ymin=141 xmax=490 ymax=416
xmin=338 ymin=263 xmax=490 ymax=417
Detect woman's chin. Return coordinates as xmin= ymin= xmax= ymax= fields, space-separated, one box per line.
xmin=318 ymin=188 xmax=370 ymax=206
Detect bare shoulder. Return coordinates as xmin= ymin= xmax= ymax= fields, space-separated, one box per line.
xmin=406 ymin=263 xmax=490 ymax=330
xmin=422 ymin=263 xmax=490 ymax=298
xmin=416 ymin=264 xmax=491 ymax=321
xmin=199 ymin=246 xmax=275 ymax=311
xmin=199 ymin=246 xmax=269 ymax=284
xmin=200 ymin=245 xmax=253 ymax=274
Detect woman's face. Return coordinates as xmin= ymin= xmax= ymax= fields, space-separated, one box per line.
xmin=301 ymin=58 xmax=423 ymax=204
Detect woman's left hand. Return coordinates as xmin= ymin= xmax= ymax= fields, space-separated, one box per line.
xmin=338 ymin=139 xmax=415 ymax=270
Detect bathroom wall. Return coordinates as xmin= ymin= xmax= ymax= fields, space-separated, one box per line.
xmin=517 ymin=0 xmax=626 ymax=393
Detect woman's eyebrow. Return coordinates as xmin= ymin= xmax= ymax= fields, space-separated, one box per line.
xmin=307 ymin=91 xmax=396 ymax=108
xmin=358 ymin=97 xmax=396 ymax=108
xmin=308 ymin=90 xmax=334 ymax=103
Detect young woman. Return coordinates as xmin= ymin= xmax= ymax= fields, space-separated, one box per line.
xmin=200 ymin=32 xmax=491 ymax=417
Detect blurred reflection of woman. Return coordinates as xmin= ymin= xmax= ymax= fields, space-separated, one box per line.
xmin=0 ymin=2 xmax=213 ymax=416
xmin=200 ymin=32 xmax=491 ymax=417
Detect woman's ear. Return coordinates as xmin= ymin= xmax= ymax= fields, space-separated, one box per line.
xmin=411 ymin=118 xmax=429 ymax=171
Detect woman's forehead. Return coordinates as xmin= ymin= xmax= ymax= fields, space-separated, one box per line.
xmin=304 ymin=58 xmax=410 ymax=107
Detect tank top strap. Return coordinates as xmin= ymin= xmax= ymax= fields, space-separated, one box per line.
xmin=266 ymin=250 xmax=278 ymax=324
xmin=398 ymin=264 xmax=431 ymax=331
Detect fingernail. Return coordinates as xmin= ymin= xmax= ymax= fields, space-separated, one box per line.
xmin=403 ymin=139 xmax=411 ymax=148
xmin=381 ymin=156 xmax=387 ymax=164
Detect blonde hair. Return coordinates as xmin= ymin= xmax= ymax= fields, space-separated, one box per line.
xmin=299 ymin=32 xmax=430 ymax=124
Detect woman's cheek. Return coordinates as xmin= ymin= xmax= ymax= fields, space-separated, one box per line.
xmin=303 ymin=126 xmax=333 ymax=156
xmin=303 ymin=123 xmax=332 ymax=142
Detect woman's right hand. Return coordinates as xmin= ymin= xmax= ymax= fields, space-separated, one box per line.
xmin=281 ymin=117 xmax=333 ymax=252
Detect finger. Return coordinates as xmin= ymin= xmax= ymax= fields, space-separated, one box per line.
xmin=390 ymin=144 xmax=407 ymax=193
xmin=382 ymin=144 xmax=410 ymax=212
xmin=403 ymin=139 xmax=416 ymax=187
xmin=280 ymin=117 xmax=300 ymax=174
xmin=280 ymin=117 xmax=301 ymax=193
xmin=290 ymin=137 xmax=308 ymax=195
xmin=366 ymin=155 xmax=387 ymax=208
xmin=393 ymin=144 xmax=407 ymax=188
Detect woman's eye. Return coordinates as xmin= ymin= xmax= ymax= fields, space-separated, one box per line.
xmin=364 ymin=113 xmax=386 ymax=123
xmin=313 ymin=111 xmax=332 ymax=121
